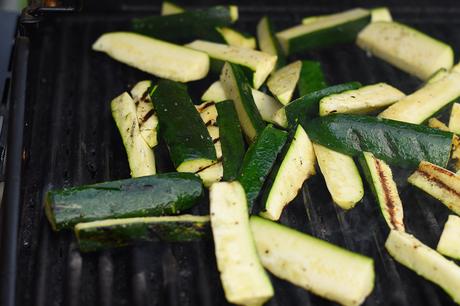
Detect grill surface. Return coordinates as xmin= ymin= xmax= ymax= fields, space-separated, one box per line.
xmin=12 ymin=1 xmax=460 ymax=306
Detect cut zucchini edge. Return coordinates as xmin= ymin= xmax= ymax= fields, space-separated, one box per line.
xmin=370 ymin=7 xmax=392 ymax=22
xmin=257 ymin=16 xmax=286 ymax=69
xmin=216 ymin=27 xmax=256 ymax=49
xmin=267 ymin=60 xmax=302 ymax=105
xmin=385 ymin=230 xmax=460 ymax=304
xmin=161 ymin=1 xmax=185 ymax=15
xmin=449 ymin=103 xmax=460 ymax=134
xmin=437 ymin=215 xmax=460 ymax=260
xmin=250 ymin=216 xmax=375 ymax=306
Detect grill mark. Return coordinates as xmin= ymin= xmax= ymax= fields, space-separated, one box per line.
xmin=196 ymin=101 xmax=216 ymax=112
xmin=375 ymin=159 xmax=403 ymax=231
xmin=213 ymin=137 xmax=220 ymax=144
xmin=139 ymin=109 xmax=155 ymax=126
xmin=416 ymin=169 xmax=460 ymax=198
xmin=423 ymin=162 xmax=455 ymax=177
xmin=195 ymin=159 xmax=223 ymax=174
xmin=205 ymin=120 xmax=217 ymax=127
xmin=141 ymin=90 xmax=149 ymax=101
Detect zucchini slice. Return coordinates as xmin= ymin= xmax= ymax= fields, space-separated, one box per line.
xmin=272 ymin=82 xmax=362 ymax=129
xmin=220 ymin=62 xmax=266 ymax=142
xmin=187 ymin=40 xmax=277 ymax=89
xmin=92 ymin=32 xmax=209 ymax=83
xmin=238 ymin=125 xmax=288 ymax=211
xmin=130 ymin=80 xmax=158 ymax=148
xmin=277 ymin=8 xmax=371 ymax=55
xmin=359 ymin=152 xmax=405 ymax=231
xmin=132 ymin=6 xmax=238 ymax=43
xmin=428 ymin=118 xmax=450 ymax=132
xmin=210 ymin=182 xmax=274 ymax=306
xmin=408 ymin=161 xmax=460 ymax=215
xmin=319 ymin=83 xmax=405 ymax=116
xmin=427 ymin=68 xmax=449 ymax=84
xmin=111 ymin=92 xmax=156 ymax=177
xmin=75 ymin=215 xmax=210 ymax=252
xmin=261 ymin=125 xmax=316 ymax=220
xmin=449 ymin=103 xmax=460 ymax=134
xmin=305 ymin=114 xmax=453 ymax=168
xmin=196 ymin=163 xmax=223 ymax=188
xmin=201 ymin=81 xmax=228 ymax=103
xmin=370 ymin=7 xmax=392 ymax=22
xmin=151 ymin=80 xmax=217 ymax=172
xmin=297 ymin=60 xmax=327 ymax=97
xmin=160 ymin=1 xmax=184 ymax=15
xmin=437 ymin=215 xmax=460 ymax=260
xmin=385 ymin=230 xmax=460 ymax=304
xmin=357 ymin=22 xmax=454 ymax=80
xmin=216 ymin=27 xmax=256 ymax=49
xmin=45 ymin=173 xmax=203 ymax=231
xmin=250 ymin=216 xmax=375 ymax=306
xmin=267 ymin=60 xmax=302 ymax=105
xmin=378 ymin=71 xmax=460 ymax=124
xmin=313 ymin=143 xmax=364 ymax=209
xmin=257 ymin=16 xmax=286 ymax=69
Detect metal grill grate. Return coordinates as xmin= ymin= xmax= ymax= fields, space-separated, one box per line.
xmin=10 ymin=3 xmax=460 ymax=306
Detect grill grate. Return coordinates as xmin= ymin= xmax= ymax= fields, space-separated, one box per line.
xmin=10 ymin=3 xmax=460 ymax=306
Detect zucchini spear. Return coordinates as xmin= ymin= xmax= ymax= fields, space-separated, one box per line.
xmin=437 ymin=215 xmax=460 ymax=260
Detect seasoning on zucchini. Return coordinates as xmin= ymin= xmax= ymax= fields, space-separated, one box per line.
xmin=111 ymin=92 xmax=156 ymax=177
xmin=250 ymin=216 xmax=375 ymax=306
xmin=437 ymin=215 xmax=460 ymax=260
xmin=449 ymin=103 xmax=460 ymax=134
xmin=408 ymin=161 xmax=460 ymax=215
xmin=257 ymin=16 xmax=286 ymax=69
xmin=359 ymin=152 xmax=405 ymax=231
xmin=216 ymin=27 xmax=256 ymax=49
xmin=267 ymin=60 xmax=302 ymax=104
xmin=75 ymin=215 xmax=210 ymax=252
xmin=305 ymin=114 xmax=453 ymax=168
xmin=238 ymin=125 xmax=288 ymax=211
xmin=210 ymin=182 xmax=274 ymax=306
xmin=187 ymin=40 xmax=277 ymax=89
xmin=370 ymin=7 xmax=392 ymax=22
xmin=151 ymin=80 xmax=217 ymax=172
xmin=319 ymin=82 xmax=405 ymax=116
xmin=130 ymin=80 xmax=158 ymax=148
xmin=45 ymin=173 xmax=203 ymax=231
xmin=297 ymin=60 xmax=327 ymax=97
xmin=378 ymin=71 xmax=460 ymax=124
xmin=160 ymin=1 xmax=184 ymax=15
xmin=385 ymin=230 xmax=460 ymax=304
xmin=314 ymin=143 xmax=364 ymax=209
xmin=261 ymin=125 xmax=316 ymax=220
xmin=220 ymin=62 xmax=266 ymax=142
xmin=132 ymin=6 xmax=238 ymax=43
xmin=357 ymin=22 xmax=454 ymax=80
xmin=92 ymin=32 xmax=209 ymax=83
xmin=277 ymin=8 xmax=371 ymax=55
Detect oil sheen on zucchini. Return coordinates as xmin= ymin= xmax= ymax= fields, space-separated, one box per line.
xmin=45 ymin=173 xmax=204 ymax=231
xmin=75 ymin=215 xmax=210 ymax=252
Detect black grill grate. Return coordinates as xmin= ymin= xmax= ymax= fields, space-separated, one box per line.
xmin=9 ymin=2 xmax=460 ymax=306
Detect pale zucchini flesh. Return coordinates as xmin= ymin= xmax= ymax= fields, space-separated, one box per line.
xmin=186 ymin=40 xmax=277 ymax=89
xmin=385 ymin=230 xmax=460 ymax=304
xmin=201 ymin=81 xmax=228 ymax=102
xmin=130 ymin=80 xmax=158 ymax=148
xmin=217 ymin=27 xmax=256 ymax=49
xmin=408 ymin=161 xmax=460 ymax=215
xmin=210 ymin=182 xmax=274 ymax=306
xmin=111 ymin=92 xmax=156 ymax=177
xmin=319 ymin=82 xmax=405 ymax=116
xmin=370 ymin=7 xmax=392 ymax=22
xmin=357 ymin=22 xmax=454 ymax=80
xmin=428 ymin=118 xmax=449 ymax=132
xmin=449 ymin=103 xmax=460 ymax=134
xmin=250 ymin=216 xmax=375 ymax=306
xmin=378 ymin=71 xmax=460 ymax=124
xmin=437 ymin=215 xmax=460 ymax=260
xmin=93 ymin=32 xmax=210 ymax=83
xmin=161 ymin=1 xmax=185 ymax=15
xmin=427 ymin=68 xmax=449 ymax=84
xmin=267 ymin=60 xmax=302 ymax=105
xmin=257 ymin=16 xmax=286 ymax=69
xmin=313 ymin=143 xmax=364 ymax=209
xmin=196 ymin=162 xmax=223 ymax=187
xmin=261 ymin=126 xmax=316 ymax=220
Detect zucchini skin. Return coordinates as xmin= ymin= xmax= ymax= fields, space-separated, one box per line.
xmin=215 ymin=100 xmax=246 ymax=180
xmin=238 ymin=125 xmax=288 ymax=211
xmin=257 ymin=16 xmax=286 ymax=69
xmin=132 ymin=6 xmax=235 ymax=43
xmin=75 ymin=215 xmax=210 ymax=252
xmin=285 ymin=82 xmax=361 ymax=128
xmin=151 ymin=80 xmax=216 ymax=172
xmin=297 ymin=60 xmax=327 ymax=97
xmin=45 ymin=173 xmax=204 ymax=231
xmin=305 ymin=114 xmax=453 ymax=168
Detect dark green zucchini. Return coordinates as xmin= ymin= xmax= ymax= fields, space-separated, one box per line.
xmin=238 ymin=125 xmax=288 ymax=211
xmin=297 ymin=60 xmax=327 ymax=97
xmin=272 ymin=82 xmax=362 ymax=128
xmin=216 ymin=100 xmax=246 ymax=180
xmin=45 ymin=173 xmax=204 ymax=231
xmin=132 ymin=6 xmax=238 ymax=43
xmin=151 ymin=80 xmax=217 ymax=172
xmin=305 ymin=114 xmax=453 ymax=168
xmin=75 ymin=215 xmax=210 ymax=252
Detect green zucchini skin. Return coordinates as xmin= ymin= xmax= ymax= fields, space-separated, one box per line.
xmin=238 ymin=125 xmax=288 ymax=211
xmin=305 ymin=114 xmax=453 ymax=168
xmin=75 ymin=215 xmax=210 ymax=252
xmin=285 ymin=82 xmax=362 ymax=128
xmin=215 ymin=100 xmax=246 ymax=180
xmin=151 ymin=80 xmax=216 ymax=172
xmin=45 ymin=173 xmax=204 ymax=231
xmin=132 ymin=6 xmax=235 ymax=43
xmin=297 ymin=60 xmax=327 ymax=97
